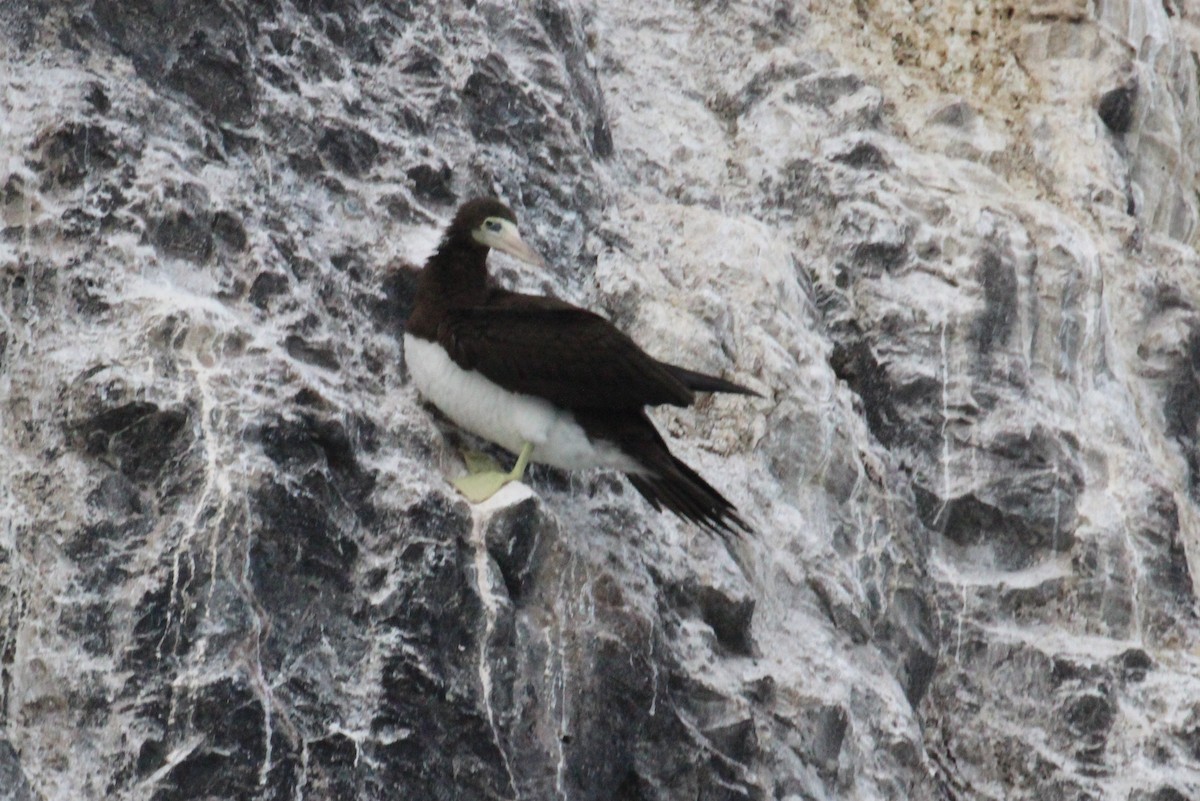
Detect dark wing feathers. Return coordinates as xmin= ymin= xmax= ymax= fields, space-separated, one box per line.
xmin=437 ymin=292 xmax=755 ymax=536
xmin=438 ymin=304 xmax=694 ymax=409
xmin=664 ymin=364 xmax=760 ymax=397
xmin=576 ymin=409 xmax=751 ymax=538
xmin=627 ymin=466 xmax=751 ymax=539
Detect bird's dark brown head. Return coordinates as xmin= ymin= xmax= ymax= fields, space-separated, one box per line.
xmin=436 ymin=196 xmax=544 ymax=267
xmin=449 ymin=197 xmax=519 ymax=235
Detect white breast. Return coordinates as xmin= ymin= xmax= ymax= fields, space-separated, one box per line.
xmin=404 ymin=333 xmax=643 ymax=473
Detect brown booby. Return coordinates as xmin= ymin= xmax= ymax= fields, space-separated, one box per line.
xmin=404 ymin=198 xmax=756 ymax=535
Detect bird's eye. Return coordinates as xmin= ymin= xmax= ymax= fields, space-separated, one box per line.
xmin=485 ymin=220 xmax=503 ymax=233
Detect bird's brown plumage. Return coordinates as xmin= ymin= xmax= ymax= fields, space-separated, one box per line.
xmin=406 ymin=197 xmax=757 ymax=536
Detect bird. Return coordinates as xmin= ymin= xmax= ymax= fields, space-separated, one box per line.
xmin=403 ymin=197 xmax=758 ymax=536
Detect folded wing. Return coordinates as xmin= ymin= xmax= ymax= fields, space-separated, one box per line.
xmin=437 ymin=301 xmax=696 ymax=409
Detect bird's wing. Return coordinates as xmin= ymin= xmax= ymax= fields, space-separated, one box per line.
xmin=574 ymin=408 xmax=752 ymax=537
xmin=438 ymin=298 xmax=693 ymax=409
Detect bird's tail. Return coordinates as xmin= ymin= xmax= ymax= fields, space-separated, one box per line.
xmin=664 ymin=364 xmax=761 ymax=397
xmin=627 ymin=450 xmax=752 ymax=539
xmin=574 ymin=408 xmax=753 ymax=538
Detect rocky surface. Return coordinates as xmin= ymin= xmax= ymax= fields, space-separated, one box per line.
xmin=3 ymin=0 xmax=1200 ymax=799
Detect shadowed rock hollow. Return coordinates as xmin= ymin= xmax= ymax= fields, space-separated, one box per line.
xmin=2 ymin=1 xmax=1200 ymax=799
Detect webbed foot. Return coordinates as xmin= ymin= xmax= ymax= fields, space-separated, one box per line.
xmin=453 ymin=471 xmax=515 ymax=503
xmin=452 ymin=442 xmax=534 ymax=503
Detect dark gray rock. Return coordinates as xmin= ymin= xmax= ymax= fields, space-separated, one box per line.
xmin=249 ymin=271 xmax=290 ymax=309
xmin=462 ymin=53 xmax=551 ymax=147
xmin=33 ymin=122 xmax=119 ymax=190
xmin=1132 ymin=788 xmax=1190 ymax=801
xmin=406 ymin=162 xmax=456 ymax=204
xmin=0 ymin=741 xmax=33 ymax=801
xmin=1098 ymin=79 xmax=1138 ymax=136
xmin=317 ymin=126 xmax=381 ymax=178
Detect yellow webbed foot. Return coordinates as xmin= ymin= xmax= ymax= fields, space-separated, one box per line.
xmin=452 ymin=471 xmax=515 ymax=503
xmin=451 ymin=442 xmax=535 ymax=504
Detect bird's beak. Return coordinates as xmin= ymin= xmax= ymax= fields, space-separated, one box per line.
xmin=483 ymin=221 xmax=546 ymax=268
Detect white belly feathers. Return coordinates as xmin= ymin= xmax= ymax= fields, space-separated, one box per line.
xmin=404 ymin=334 xmax=642 ymax=473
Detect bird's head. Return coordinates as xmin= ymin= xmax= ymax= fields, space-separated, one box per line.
xmin=448 ymin=197 xmax=545 ymax=268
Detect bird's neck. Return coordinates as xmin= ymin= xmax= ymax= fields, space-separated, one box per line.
xmin=418 ymin=236 xmax=490 ymax=310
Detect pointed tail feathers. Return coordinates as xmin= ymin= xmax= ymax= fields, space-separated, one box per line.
xmin=665 ymin=364 xmax=761 ymax=398
xmin=627 ymin=451 xmax=752 ymax=539
xmin=573 ymin=408 xmax=753 ymax=537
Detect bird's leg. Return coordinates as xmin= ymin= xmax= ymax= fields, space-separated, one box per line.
xmin=461 ymin=449 xmax=504 ymax=475
xmin=453 ymin=442 xmax=534 ymax=503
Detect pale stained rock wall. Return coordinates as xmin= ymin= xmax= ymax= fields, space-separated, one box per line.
xmin=2 ymin=1 xmax=1200 ymax=800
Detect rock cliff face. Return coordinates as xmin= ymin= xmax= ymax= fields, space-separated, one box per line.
xmin=3 ymin=0 xmax=1200 ymax=799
